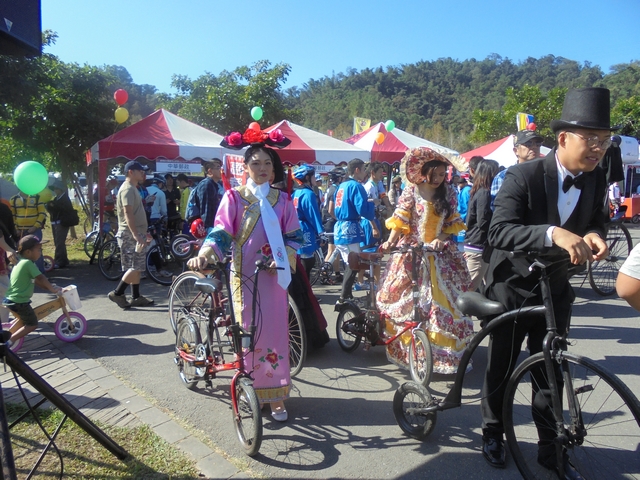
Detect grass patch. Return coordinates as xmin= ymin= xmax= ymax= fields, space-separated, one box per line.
xmin=40 ymin=209 xmax=94 ymax=265
xmin=6 ymin=403 xmax=200 ymax=479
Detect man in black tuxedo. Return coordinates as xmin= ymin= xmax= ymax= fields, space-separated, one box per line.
xmin=480 ymin=88 xmax=614 ymax=479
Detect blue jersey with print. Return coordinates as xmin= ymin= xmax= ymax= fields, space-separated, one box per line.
xmin=333 ymin=178 xmax=375 ymax=245
xmin=293 ymin=186 xmax=324 ymax=255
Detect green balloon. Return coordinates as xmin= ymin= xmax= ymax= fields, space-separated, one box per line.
xmin=251 ymin=106 xmax=263 ymax=121
xmin=385 ymin=120 xmax=396 ymax=132
xmin=14 ymin=161 xmax=49 ymax=195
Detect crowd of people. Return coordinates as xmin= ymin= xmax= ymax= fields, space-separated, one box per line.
xmin=4 ymin=86 xmax=640 ymax=478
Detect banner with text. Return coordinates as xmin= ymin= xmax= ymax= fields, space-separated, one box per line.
xmin=155 ymin=159 xmax=203 ymax=173
xmin=223 ymin=154 xmax=246 ymax=187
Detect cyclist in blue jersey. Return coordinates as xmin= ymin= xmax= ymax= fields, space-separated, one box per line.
xmin=292 ymin=164 xmax=324 ymax=277
xmin=333 ymin=158 xmax=375 ymax=303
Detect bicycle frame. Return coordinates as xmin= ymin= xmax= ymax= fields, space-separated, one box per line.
xmin=4 ymin=296 xmax=79 ymax=335
xmin=412 ymin=256 xmax=562 ymax=415
xmin=176 ymin=261 xmax=265 ymax=416
xmin=340 ymin=245 xmax=430 ymax=347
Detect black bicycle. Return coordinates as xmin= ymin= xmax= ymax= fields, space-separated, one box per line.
xmin=393 ymin=251 xmax=640 ymax=479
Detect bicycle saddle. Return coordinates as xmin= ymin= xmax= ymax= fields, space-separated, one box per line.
xmin=194 ymin=278 xmax=223 ymax=295
xmin=455 ymin=292 xmax=506 ymax=317
xmin=348 ymin=252 xmax=383 ymax=270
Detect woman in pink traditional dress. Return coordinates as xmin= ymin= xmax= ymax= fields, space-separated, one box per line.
xmin=378 ymin=147 xmax=474 ymax=375
xmin=189 ymin=136 xmax=301 ymax=422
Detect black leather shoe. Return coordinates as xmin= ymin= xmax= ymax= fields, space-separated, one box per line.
xmin=482 ymin=436 xmax=506 ymax=468
xmin=538 ymin=456 xmax=584 ymax=480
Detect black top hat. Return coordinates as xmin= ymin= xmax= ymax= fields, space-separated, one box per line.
xmin=550 ymin=87 xmax=619 ymax=133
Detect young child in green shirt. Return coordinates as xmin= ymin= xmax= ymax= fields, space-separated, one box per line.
xmin=3 ymin=235 xmax=61 ymax=347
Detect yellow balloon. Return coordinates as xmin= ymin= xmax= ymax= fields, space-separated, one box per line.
xmin=115 ymin=107 xmax=129 ymax=124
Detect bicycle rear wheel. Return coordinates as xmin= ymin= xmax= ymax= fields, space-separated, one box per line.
xmin=98 ymin=239 xmax=123 ymax=281
xmin=504 ymin=352 xmax=640 ymax=480
xmin=393 ymin=381 xmax=437 ymax=440
xmin=409 ymin=329 xmax=433 ymax=387
xmin=175 ymin=316 xmax=202 ymax=390
xmin=146 ymin=245 xmax=185 ymax=286
xmin=588 ymin=223 xmax=632 ymax=296
xmin=168 ymin=271 xmax=207 ymax=333
xmin=233 ymin=377 xmax=262 ymax=457
xmin=287 ymin=294 xmax=306 ymax=377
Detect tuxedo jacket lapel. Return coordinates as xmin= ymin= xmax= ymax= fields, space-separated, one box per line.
xmin=543 ymin=151 xmax=561 ymax=226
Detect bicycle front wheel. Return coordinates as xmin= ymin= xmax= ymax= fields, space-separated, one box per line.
xmin=588 ymin=223 xmax=633 ymax=296
xmin=504 ymin=352 xmax=640 ymax=480
xmin=168 ymin=271 xmax=207 ymax=333
xmin=308 ymin=249 xmax=323 ymax=286
xmin=288 ymin=294 xmax=307 ymax=377
xmin=409 ymin=329 xmax=433 ymax=387
xmin=335 ymin=304 xmax=362 ymax=352
xmin=98 ymin=239 xmax=123 ymax=281
xmin=233 ymin=377 xmax=262 ymax=457
xmin=175 ymin=316 xmax=202 ymax=390
xmin=393 ymin=381 xmax=437 ymax=440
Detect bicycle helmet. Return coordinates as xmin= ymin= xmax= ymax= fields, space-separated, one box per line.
xmin=328 ymin=167 xmax=345 ymax=184
xmin=293 ymin=164 xmax=315 ymax=181
xmin=190 ymin=218 xmax=207 ymax=239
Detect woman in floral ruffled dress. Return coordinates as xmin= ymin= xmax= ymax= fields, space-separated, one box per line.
xmin=378 ymin=147 xmax=474 ymax=375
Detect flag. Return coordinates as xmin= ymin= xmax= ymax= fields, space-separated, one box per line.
xmin=516 ymin=113 xmax=535 ymax=131
xmin=327 ymin=129 xmax=334 ymax=137
xmin=353 ymin=117 xmax=371 ymax=135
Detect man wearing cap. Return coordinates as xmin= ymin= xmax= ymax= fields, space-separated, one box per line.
xmin=45 ymin=180 xmax=75 ymax=269
xmin=108 ymin=161 xmax=154 ymax=308
xmin=490 ymin=129 xmax=544 ymax=209
xmin=480 ymin=88 xmax=611 ymax=478
xmin=192 ymin=158 xmax=223 ymax=230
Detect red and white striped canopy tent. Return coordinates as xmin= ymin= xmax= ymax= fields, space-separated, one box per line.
xmin=263 ymin=120 xmax=369 ymax=167
xmin=88 ymin=109 xmax=229 ymax=166
xmin=345 ymin=122 xmax=458 ymax=164
xmin=460 ymin=135 xmax=551 ymax=168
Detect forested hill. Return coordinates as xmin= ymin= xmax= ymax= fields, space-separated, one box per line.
xmin=289 ymin=55 xmax=640 ymax=151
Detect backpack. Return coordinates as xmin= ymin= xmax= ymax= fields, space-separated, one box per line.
xmin=60 ymin=208 xmax=80 ymax=227
xmin=185 ymin=185 xmax=201 ymax=223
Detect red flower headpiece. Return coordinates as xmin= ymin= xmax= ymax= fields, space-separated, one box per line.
xmin=221 ymin=127 xmax=290 ymax=149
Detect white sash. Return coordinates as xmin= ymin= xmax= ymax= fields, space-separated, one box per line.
xmin=246 ymin=179 xmax=291 ymax=290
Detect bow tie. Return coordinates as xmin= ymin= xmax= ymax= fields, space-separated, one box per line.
xmin=562 ymin=174 xmax=586 ymax=193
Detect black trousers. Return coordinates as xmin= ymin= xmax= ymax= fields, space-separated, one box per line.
xmin=52 ymin=223 xmax=69 ymax=267
xmin=481 ymin=289 xmax=571 ymax=461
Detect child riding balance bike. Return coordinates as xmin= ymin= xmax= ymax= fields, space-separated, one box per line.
xmin=2 ymin=235 xmax=87 ymax=351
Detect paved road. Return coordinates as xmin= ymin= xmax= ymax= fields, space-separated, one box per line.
xmin=35 ymin=228 xmax=640 ymax=479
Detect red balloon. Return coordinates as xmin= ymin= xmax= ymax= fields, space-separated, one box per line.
xmin=527 ymin=122 xmax=537 ymax=131
xmin=249 ymin=122 xmax=261 ymax=131
xmin=114 ymin=89 xmax=128 ymax=106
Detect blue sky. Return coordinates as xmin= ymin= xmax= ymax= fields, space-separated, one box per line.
xmin=42 ymin=0 xmax=640 ymax=94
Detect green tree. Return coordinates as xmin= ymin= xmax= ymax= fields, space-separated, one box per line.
xmin=1 ymin=31 xmax=117 ymax=183
xmin=612 ymin=95 xmax=640 ymax=138
xmin=470 ymin=85 xmax=566 ymax=145
xmin=159 ymin=61 xmax=301 ymax=134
